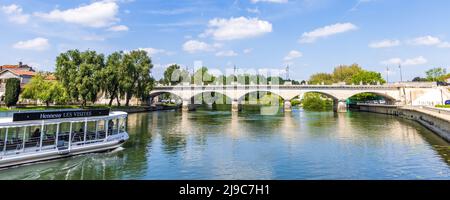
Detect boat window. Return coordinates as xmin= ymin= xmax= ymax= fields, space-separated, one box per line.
xmin=72 ymin=122 xmax=86 ymax=143
xmin=42 ymin=124 xmax=58 ymax=149
xmin=4 ymin=127 xmax=24 ymax=153
xmin=0 ymin=128 xmax=7 ymax=152
xmin=96 ymin=120 xmax=106 ymax=139
xmin=58 ymin=122 xmax=71 ymax=148
xmin=107 ymin=119 xmax=119 ymax=136
xmin=86 ymin=121 xmax=97 ymax=141
xmin=25 ymin=125 xmax=42 ymax=150
xmin=119 ymin=118 xmax=126 ymax=133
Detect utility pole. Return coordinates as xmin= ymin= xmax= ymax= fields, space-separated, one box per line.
xmin=399 ymin=64 xmax=403 ymax=82
xmin=386 ymin=66 xmax=389 ymax=84
xmin=285 ymin=65 xmax=290 ymax=80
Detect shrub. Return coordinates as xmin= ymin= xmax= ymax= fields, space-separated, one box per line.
xmin=5 ymin=78 xmax=21 ymax=107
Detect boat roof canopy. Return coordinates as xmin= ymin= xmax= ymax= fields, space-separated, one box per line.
xmin=0 ymin=109 xmax=127 ymax=128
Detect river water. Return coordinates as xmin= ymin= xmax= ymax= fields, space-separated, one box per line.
xmin=0 ymin=107 xmax=450 ymax=180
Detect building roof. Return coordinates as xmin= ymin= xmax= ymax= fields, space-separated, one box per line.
xmin=0 ymin=64 xmax=34 ymax=71
xmin=0 ymin=69 xmax=36 ymax=77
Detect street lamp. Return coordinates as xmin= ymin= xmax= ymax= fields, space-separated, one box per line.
xmin=399 ymin=64 xmax=403 ymax=82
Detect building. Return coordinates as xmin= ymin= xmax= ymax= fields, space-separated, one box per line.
xmin=0 ymin=62 xmax=36 ymax=100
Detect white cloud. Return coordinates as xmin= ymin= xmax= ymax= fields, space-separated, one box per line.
xmin=247 ymin=8 xmax=260 ymax=14
xmin=1 ymin=4 xmax=29 ymax=24
xmin=438 ymin=42 xmax=450 ymax=48
xmin=409 ymin=35 xmax=441 ymax=46
xmin=108 ymin=25 xmax=129 ymax=32
xmin=381 ymin=56 xmax=427 ymax=66
xmin=243 ymin=48 xmax=253 ymax=54
xmin=13 ymin=37 xmax=50 ymax=51
xmin=182 ymin=40 xmax=218 ymax=53
xmin=299 ymin=23 xmax=358 ymax=43
xmin=138 ymin=48 xmax=173 ymax=56
xmin=203 ymin=17 xmax=272 ymax=41
xmin=34 ymin=1 xmax=119 ymax=28
xmin=406 ymin=35 xmax=450 ymax=48
xmin=251 ymin=0 xmax=288 ymax=3
xmin=216 ymin=50 xmax=238 ymax=57
xmin=369 ymin=39 xmax=400 ymax=48
xmin=283 ymin=50 xmax=302 ymax=61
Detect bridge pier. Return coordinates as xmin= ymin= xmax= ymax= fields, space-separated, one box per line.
xmin=333 ymin=99 xmax=348 ymax=113
xmin=284 ymin=100 xmax=292 ymax=112
xmin=232 ymin=100 xmax=239 ymax=112
xmin=182 ymin=100 xmax=190 ymax=112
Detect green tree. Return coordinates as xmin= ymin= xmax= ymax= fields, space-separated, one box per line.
xmin=163 ymin=64 xmax=190 ymax=86
xmin=22 ymin=74 xmax=69 ymax=107
xmin=55 ymin=50 xmax=82 ymax=101
xmin=309 ymin=73 xmax=333 ymax=85
xmin=332 ymin=64 xmax=363 ymax=84
xmin=120 ymin=50 xmax=153 ymax=106
xmin=301 ymin=93 xmax=333 ymax=111
xmin=55 ymin=50 xmax=105 ymax=106
xmin=351 ymin=70 xmax=386 ymax=85
xmin=426 ymin=68 xmax=447 ymax=81
xmin=4 ymin=78 xmax=21 ymax=107
xmin=412 ymin=77 xmax=429 ymax=82
xmin=192 ymin=67 xmax=215 ymax=85
xmin=103 ymin=52 xmax=123 ymax=106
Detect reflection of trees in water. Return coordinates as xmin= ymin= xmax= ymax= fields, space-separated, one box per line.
xmin=157 ymin=112 xmax=188 ymax=154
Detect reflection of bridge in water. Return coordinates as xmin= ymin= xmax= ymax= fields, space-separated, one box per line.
xmin=150 ymin=84 xmax=449 ymax=113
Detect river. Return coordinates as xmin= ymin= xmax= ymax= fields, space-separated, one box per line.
xmin=0 ymin=107 xmax=450 ymax=180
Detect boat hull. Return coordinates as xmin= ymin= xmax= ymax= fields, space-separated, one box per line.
xmin=0 ymin=133 xmax=128 ymax=169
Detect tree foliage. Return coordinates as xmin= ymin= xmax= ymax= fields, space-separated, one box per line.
xmin=21 ymin=74 xmax=68 ymax=107
xmin=351 ymin=71 xmax=386 ymax=85
xmin=426 ymin=67 xmax=447 ymax=81
xmin=301 ymin=93 xmax=333 ymax=111
xmin=309 ymin=73 xmax=334 ymax=85
xmin=55 ymin=49 xmax=154 ymax=107
xmin=103 ymin=52 xmax=123 ymax=106
xmin=56 ymin=50 xmax=105 ymax=106
xmin=192 ymin=67 xmax=215 ymax=85
xmin=4 ymin=78 xmax=21 ymax=107
xmin=332 ymin=64 xmax=363 ymax=84
xmin=163 ymin=64 xmax=190 ymax=85
xmin=308 ymin=64 xmax=386 ymax=85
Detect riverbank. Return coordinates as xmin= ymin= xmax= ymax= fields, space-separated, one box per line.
xmin=357 ymin=104 xmax=450 ymax=142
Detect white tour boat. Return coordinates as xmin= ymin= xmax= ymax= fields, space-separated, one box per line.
xmin=0 ymin=109 xmax=129 ymax=169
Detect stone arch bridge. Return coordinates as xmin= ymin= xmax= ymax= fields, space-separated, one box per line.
xmin=150 ymin=84 xmax=449 ymax=113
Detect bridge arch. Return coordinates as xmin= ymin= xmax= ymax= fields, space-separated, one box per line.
xmin=346 ymin=91 xmax=398 ymax=105
xmin=189 ymin=91 xmax=233 ymax=105
xmin=149 ymin=91 xmax=183 ymax=104
xmin=237 ymin=90 xmax=285 ymax=105
xmin=300 ymin=91 xmax=339 ymax=100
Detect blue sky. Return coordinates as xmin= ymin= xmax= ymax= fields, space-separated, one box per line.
xmin=1 ymin=0 xmax=450 ymax=82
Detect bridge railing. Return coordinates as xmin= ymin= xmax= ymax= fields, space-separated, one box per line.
xmin=153 ymin=84 xmax=412 ymax=90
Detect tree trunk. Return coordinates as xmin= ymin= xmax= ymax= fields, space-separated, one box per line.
xmin=108 ymin=98 xmax=114 ymax=107
xmin=125 ymin=97 xmax=130 ymax=107
xmin=46 ymin=101 xmax=50 ymax=107
xmin=116 ymin=96 xmax=121 ymax=107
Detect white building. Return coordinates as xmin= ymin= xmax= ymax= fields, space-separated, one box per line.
xmin=0 ymin=62 xmax=36 ymax=101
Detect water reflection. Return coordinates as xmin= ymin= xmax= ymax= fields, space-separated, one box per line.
xmin=0 ymin=107 xmax=449 ymax=180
